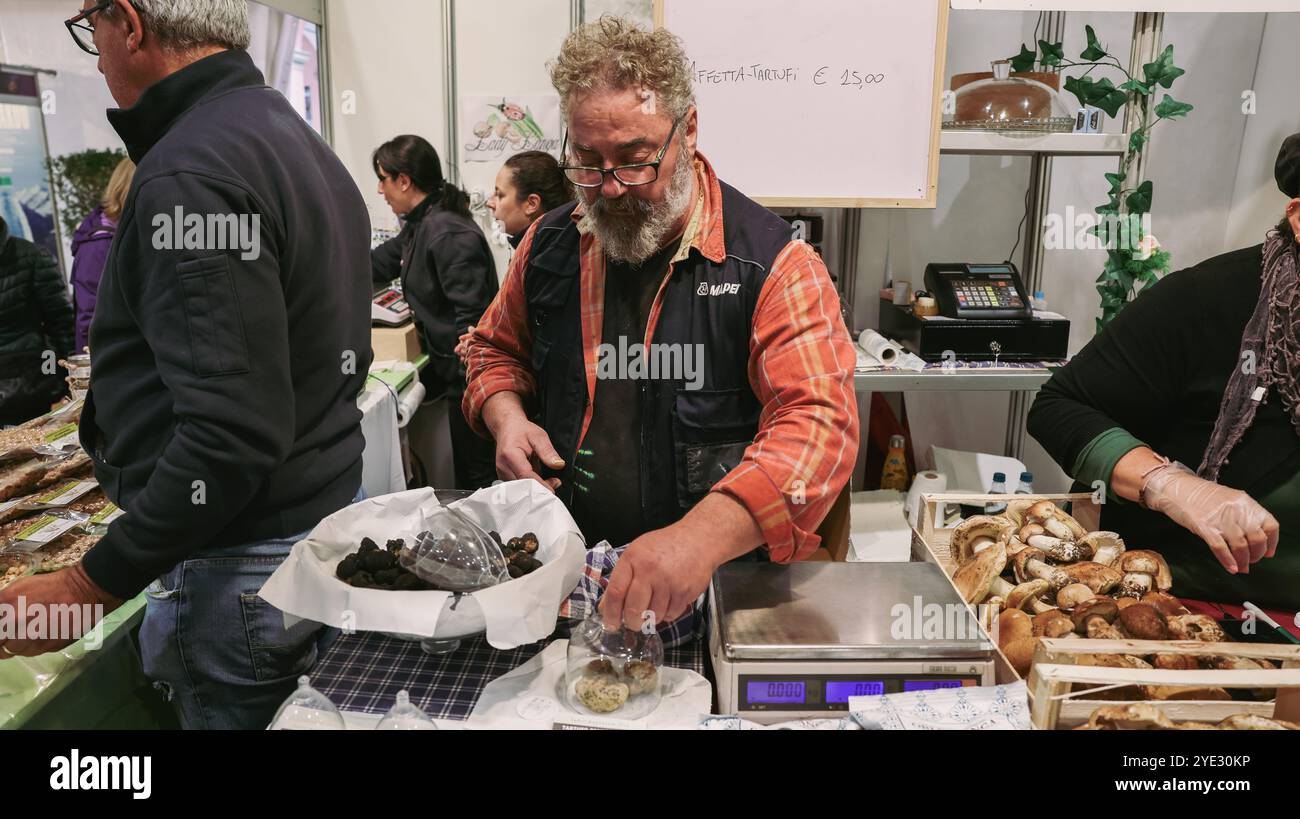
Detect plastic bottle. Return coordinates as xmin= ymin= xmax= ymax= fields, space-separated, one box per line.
xmin=1032 ymin=291 xmax=1047 ymax=312
xmin=1015 ymin=471 xmax=1034 ymax=495
xmin=880 ymin=434 xmax=909 ymax=491
xmin=985 ymin=472 xmax=1008 ymax=515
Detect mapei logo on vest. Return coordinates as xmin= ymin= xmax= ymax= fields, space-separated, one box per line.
xmin=50 ymin=750 xmax=152 ymax=800
xmin=697 ymin=281 xmax=741 ymax=297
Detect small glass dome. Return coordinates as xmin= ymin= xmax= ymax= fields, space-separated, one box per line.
xmin=946 ymin=60 xmax=1075 ymax=132
xmin=376 ymin=690 xmax=438 ymax=730
xmin=565 ymin=613 xmax=664 ymax=720
xmin=399 ymin=506 xmax=508 ymax=592
xmin=270 ymin=676 xmax=346 ymax=730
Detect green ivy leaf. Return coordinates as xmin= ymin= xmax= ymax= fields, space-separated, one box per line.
xmin=1105 ymin=172 xmax=1126 ymax=196
xmin=1154 ymin=94 xmax=1194 ymax=119
xmin=1126 ymin=180 xmax=1154 ymax=214
xmin=1010 ymin=44 xmax=1037 ymax=73
xmin=1089 ymin=78 xmax=1129 ymax=118
xmin=1120 ymin=78 xmax=1151 ymax=96
xmin=1063 ymin=74 xmax=1094 ymax=109
xmin=1129 ymin=131 xmax=1147 ymax=153
xmin=1039 ymin=40 xmax=1065 ymax=68
xmin=1143 ymin=45 xmax=1186 ymax=89
xmin=1080 ymin=25 xmax=1107 ymax=62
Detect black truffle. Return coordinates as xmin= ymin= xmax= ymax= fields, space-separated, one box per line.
xmin=349 ymin=571 xmax=374 ymax=588
xmin=386 ymin=538 xmax=405 ymax=553
xmin=374 ymin=568 xmax=400 ymax=585
xmin=359 ymin=537 xmax=380 ymax=554
xmin=362 ymin=550 xmax=395 ymax=572
xmin=394 ymin=573 xmax=424 ymax=591
xmin=336 ymin=554 xmax=361 ymax=580
xmin=519 ymin=532 xmax=539 ymax=554
xmin=507 ymin=563 xmax=524 ymax=579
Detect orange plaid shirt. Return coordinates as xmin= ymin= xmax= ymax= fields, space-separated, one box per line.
xmin=463 ymin=153 xmax=858 ymax=562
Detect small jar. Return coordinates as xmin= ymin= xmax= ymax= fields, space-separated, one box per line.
xmin=565 ymin=613 xmax=664 ymax=720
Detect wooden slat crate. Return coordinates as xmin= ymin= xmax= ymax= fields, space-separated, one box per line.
xmin=1029 ymin=638 xmax=1300 ymax=729
xmin=911 ymin=492 xmax=1100 ymax=684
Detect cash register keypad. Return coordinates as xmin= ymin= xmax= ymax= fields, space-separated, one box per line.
xmin=954 ymin=279 xmax=1023 ymax=310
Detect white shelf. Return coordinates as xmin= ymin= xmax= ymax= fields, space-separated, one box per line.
xmin=950 ymin=1 xmax=1299 ymax=11
xmin=940 ymin=129 xmax=1128 ymax=156
xmin=855 ymin=367 xmax=1057 ymax=392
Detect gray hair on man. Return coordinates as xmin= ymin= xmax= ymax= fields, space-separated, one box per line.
xmin=548 ymin=15 xmax=696 ymax=121
xmin=106 ymin=0 xmax=251 ymax=52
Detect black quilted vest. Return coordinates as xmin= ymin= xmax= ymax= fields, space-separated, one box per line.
xmin=523 ymin=181 xmax=792 ymax=531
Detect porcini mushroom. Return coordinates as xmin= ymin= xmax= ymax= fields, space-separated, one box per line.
xmin=1006 ymin=579 xmax=1051 ymax=611
xmin=1142 ymin=685 xmax=1231 ymax=702
xmin=1117 ymin=550 xmax=1173 ymax=598
xmin=1166 ymin=614 xmax=1227 ymax=643
xmin=1004 ymin=498 xmax=1035 ymax=527
xmin=1002 ymin=637 xmax=1039 ymax=677
xmin=997 ymin=608 xmax=1033 ymax=649
xmin=1079 ymin=531 xmax=1126 ymax=567
xmin=1032 ymin=609 xmax=1075 ymax=638
xmin=1061 ymin=562 xmax=1123 ymax=595
xmin=1085 ymin=703 xmax=1175 ymax=730
xmin=1018 ymin=523 xmax=1046 ymax=542
xmin=1013 ymin=547 xmax=1070 ymax=590
xmin=1141 ymin=591 xmax=1189 ymax=618
xmin=1072 ymin=599 xmax=1122 ymax=638
xmin=1153 ymin=654 xmax=1199 ymax=671
xmin=950 ymin=515 xmax=1015 ymax=563
xmin=987 ymin=576 xmax=1056 ymax=615
xmin=1118 ymin=604 xmax=1170 ymax=640
xmin=1055 ymin=583 xmax=1096 ymax=611
xmin=953 ymin=540 xmax=1008 ymax=604
xmin=1027 ymin=534 xmax=1094 ymax=563
xmin=1025 ymin=500 xmax=1088 ymax=541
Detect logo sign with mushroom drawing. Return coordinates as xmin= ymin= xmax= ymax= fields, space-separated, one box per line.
xmin=460 ymin=95 xmax=563 ymax=163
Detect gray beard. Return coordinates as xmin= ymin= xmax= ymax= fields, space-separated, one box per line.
xmin=580 ymin=147 xmax=695 ymax=265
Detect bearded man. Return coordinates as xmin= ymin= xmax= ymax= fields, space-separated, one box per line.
xmin=462 ymin=16 xmax=858 ymax=631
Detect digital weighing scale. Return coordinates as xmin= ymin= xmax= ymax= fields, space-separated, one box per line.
xmin=372 ymin=284 xmax=412 ymax=327
xmin=709 ymin=562 xmax=996 ymax=723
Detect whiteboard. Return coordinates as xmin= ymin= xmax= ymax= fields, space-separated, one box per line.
xmin=655 ymin=0 xmax=948 ymax=208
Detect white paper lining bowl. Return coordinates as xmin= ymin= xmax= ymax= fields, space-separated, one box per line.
xmin=259 ymin=482 xmax=586 ymax=653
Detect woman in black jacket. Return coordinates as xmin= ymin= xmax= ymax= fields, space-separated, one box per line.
xmin=371 ymin=135 xmax=498 ymax=490
xmin=1028 ymin=133 xmax=1300 ymax=620
xmin=0 ymin=215 xmax=73 ymax=425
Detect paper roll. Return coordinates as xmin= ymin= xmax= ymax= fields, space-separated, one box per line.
xmin=858 ymin=329 xmax=903 ymax=366
xmin=396 ymin=381 xmax=427 ymax=428
xmin=905 ymin=471 xmax=948 ymax=527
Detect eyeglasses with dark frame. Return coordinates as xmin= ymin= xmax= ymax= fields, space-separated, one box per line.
xmin=559 ymin=113 xmax=686 ymax=189
xmin=66 ymin=1 xmax=125 ymax=56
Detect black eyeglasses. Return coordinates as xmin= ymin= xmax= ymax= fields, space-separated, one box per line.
xmin=66 ymin=1 xmax=123 ymax=56
xmin=559 ymin=113 xmax=686 ymax=189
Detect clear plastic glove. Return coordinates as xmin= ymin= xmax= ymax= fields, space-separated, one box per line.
xmin=1142 ymin=461 xmax=1280 ymax=574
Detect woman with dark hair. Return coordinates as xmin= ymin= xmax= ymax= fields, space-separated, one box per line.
xmin=487 ymin=150 xmax=574 ymax=247
xmin=1028 ymin=133 xmax=1300 ymax=634
xmin=371 ymin=134 xmax=498 ymax=490
xmin=0 ymin=214 xmax=73 ymax=425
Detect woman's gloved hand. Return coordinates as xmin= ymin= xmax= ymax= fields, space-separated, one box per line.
xmin=1141 ymin=461 xmax=1280 ymax=574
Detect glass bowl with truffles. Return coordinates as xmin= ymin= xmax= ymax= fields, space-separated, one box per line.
xmin=565 ymin=613 xmax=664 ymax=720
xmin=330 ymin=505 xmax=549 ymax=654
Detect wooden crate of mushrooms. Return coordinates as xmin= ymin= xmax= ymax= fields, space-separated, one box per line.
xmin=913 ymin=492 xmax=1300 ymax=703
xmin=1028 ymin=638 xmax=1300 ymax=730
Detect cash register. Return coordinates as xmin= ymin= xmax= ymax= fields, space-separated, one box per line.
xmin=878 ymin=262 xmax=1069 ymax=362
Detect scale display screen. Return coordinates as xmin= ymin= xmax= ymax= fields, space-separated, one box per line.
xmin=824 ymin=681 xmax=886 ymax=702
xmin=903 ymin=679 xmax=971 ymax=692
xmin=740 ymin=674 xmax=982 ymax=711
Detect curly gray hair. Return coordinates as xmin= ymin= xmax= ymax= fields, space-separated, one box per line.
xmin=548 ymin=15 xmax=695 ymax=121
xmin=106 ymin=0 xmax=251 ymax=52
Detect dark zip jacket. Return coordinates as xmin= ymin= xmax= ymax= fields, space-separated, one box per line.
xmin=81 ymin=49 xmax=373 ymax=598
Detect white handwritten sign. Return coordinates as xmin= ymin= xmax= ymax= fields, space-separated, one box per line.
xmin=657 ymin=0 xmax=948 ymax=207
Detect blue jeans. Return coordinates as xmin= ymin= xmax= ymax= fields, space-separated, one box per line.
xmin=140 ymin=530 xmax=335 ymax=730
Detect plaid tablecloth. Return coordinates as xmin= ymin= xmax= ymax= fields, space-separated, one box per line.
xmin=309 ymin=629 xmax=709 ymax=720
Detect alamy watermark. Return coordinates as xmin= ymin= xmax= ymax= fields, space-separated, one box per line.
xmin=0 ymin=597 xmax=106 ymax=650
xmin=1042 ymin=207 xmax=1154 ymax=253
xmin=596 ymin=335 xmax=704 ymax=391
xmin=151 ymin=206 xmax=261 ymax=260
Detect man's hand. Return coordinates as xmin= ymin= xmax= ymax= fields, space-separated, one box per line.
xmin=0 ymin=564 xmax=124 ymax=658
xmin=600 ymin=493 xmax=763 ymax=630
xmin=454 ymin=325 xmax=475 ymax=365
xmin=483 ymin=392 xmax=564 ymax=491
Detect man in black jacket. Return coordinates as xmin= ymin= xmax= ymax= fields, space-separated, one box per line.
xmin=0 ymin=215 xmax=74 ymax=424
xmin=0 ymin=0 xmax=372 ymax=729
